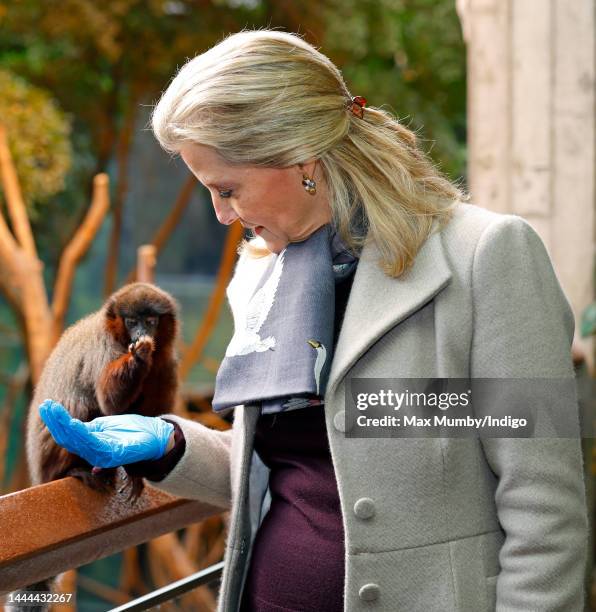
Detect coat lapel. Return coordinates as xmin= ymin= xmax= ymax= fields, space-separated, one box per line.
xmin=325 ymin=225 xmax=452 ymax=398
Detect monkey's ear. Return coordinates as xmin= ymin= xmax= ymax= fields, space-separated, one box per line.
xmin=149 ymin=300 xmax=179 ymax=316
xmin=105 ymin=300 xmax=117 ymax=320
xmin=105 ymin=310 xmax=129 ymax=347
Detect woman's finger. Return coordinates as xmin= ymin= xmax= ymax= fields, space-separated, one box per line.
xmin=68 ymin=417 xmax=110 ymax=454
xmin=39 ymin=401 xmax=70 ymax=448
xmin=46 ymin=401 xmax=77 ymax=437
xmin=40 ymin=402 xmax=111 ymax=465
xmin=83 ymin=418 xmax=105 ymax=433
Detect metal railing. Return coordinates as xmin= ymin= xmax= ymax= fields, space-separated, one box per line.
xmin=108 ymin=561 xmax=224 ymax=611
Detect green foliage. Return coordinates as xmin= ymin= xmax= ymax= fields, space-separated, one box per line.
xmin=581 ymin=302 xmax=596 ymax=338
xmin=0 ymin=0 xmax=265 ymax=268
xmin=0 ymin=0 xmax=467 ymax=267
xmin=0 ymin=69 xmax=72 ymax=219
xmin=322 ymin=0 xmax=467 ymax=180
xmin=0 ymin=0 xmax=264 ymax=159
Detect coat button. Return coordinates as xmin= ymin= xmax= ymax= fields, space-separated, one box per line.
xmin=333 ymin=410 xmax=347 ymax=432
xmin=354 ymin=497 xmax=376 ymax=519
xmin=359 ymin=583 xmax=380 ymax=602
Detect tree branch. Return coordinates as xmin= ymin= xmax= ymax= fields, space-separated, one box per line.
xmin=0 ymin=362 xmax=29 ymax=492
xmin=179 ymin=222 xmax=243 ymax=380
xmin=0 ymin=123 xmax=38 ymax=258
xmin=124 ymin=174 xmax=197 ymax=285
xmin=0 ymin=123 xmax=51 ymax=383
xmin=103 ymin=95 xmax=138 ymax=296
xmin=51 ymin=173 xmax=110 ymax=341
xmin=0 ymin=133 xmax=25 ymax=309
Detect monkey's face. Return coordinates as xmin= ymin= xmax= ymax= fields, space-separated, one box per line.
xmin=124 ymin=313 xmax=159 ymax=343
xmin=104 ymin=283 xmax=179 ymax=349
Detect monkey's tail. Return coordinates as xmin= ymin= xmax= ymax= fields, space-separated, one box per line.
xmin=4 ymin=577 xmax=56 ymax=612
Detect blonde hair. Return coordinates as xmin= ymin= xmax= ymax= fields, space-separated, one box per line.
xmin=152 ymin=28 xmax=469 ymax=277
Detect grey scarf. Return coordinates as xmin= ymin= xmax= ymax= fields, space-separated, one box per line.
xmin=212 ymin=223 xmax=359 ymax=415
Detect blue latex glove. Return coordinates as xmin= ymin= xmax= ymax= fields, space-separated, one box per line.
xmin=38 ymin=399 xmax=175 ymax=469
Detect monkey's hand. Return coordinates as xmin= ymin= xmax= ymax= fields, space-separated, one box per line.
xmin=128 ymin=335 xmax=155 ymax=363
xmin=38 ymin=399 xmax=174 ymax=468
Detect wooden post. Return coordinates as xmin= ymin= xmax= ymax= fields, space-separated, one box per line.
xmin=137 ymin=245 xmax=157 ymax=284
xmin=459 ymin=0 xmax=595 ymax=372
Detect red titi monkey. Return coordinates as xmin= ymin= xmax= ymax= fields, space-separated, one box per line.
xmin=26 ymin=282 xmax=180 ymax=502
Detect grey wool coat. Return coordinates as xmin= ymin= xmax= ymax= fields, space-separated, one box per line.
xmin=149 ymin=202 xmax=588 ymax=611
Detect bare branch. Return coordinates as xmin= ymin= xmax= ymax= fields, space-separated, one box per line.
xmin=0 ymin=123 xmax=52 ymax=383
xmin=151 ymin=175 xmax=197 ymax=253
xmin=179 ymin=222 xmax=243 ymax=380
xmin=0 ymin=362 xmax=29 ymax=492
xmin=0 ymin=261 xmax=22 ymax=309
xmin=124 ymin=174 xmax=197 ymax=285
xmin=16 ymin=257 xmax=52 ymax=384
xmin=118 ymin=547 xmax=148 ymax=600
xmin=103 ymin=98 xmax=138 ymax=297
xmin=0 ymin=123 xmax=38 ymax=258
xmin=76 ymin=573 xmax=131 ymax=606
xmin=0 ymin=133 xmax=24 ymax=308
xmin=51 ymin=173 xmax=110 ymax=342
xmin=148 ymin=534 xmax=215 ymax=610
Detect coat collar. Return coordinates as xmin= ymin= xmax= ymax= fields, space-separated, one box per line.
xmin=325 ymin=224 xmax=452 ymax=398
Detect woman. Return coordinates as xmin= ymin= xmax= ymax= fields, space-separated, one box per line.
xmin=39 ymin=29 xmax=588 ymax=611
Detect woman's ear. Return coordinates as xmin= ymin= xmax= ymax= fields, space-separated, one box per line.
xmin=297 ymin=158 xmax=318 ymax=178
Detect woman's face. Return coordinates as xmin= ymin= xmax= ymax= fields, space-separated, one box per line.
xmin=179 ymin=143 xmax=332 ymax=254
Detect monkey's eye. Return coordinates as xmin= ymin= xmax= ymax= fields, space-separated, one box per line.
xmin=125 ymin=317 xmax=137 ymax=328
xmin=146 ymin=316 xmax=158 ymax=327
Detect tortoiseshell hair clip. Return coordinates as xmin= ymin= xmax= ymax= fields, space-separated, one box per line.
xmin=347 ymin=95 xmax=367 ymax=119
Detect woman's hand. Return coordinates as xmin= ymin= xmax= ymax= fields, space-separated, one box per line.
xmin=38 ymin=399 xmax=175 ymax=469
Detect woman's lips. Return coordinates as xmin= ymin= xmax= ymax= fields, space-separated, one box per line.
xmin=241 ymin=222 xmax=264 ymax=234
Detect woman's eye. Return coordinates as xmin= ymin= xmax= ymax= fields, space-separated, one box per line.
xmin=218 ymin=189 xmax=233 ymax=199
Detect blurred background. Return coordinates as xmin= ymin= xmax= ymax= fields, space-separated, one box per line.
xmin=0 ymin=0 xmax=593 ymax=610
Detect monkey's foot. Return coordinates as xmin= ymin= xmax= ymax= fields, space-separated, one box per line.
xmin=67 ymin=466 xmax=118 ymax=493
xmin=118 ymin=473 xmax=145 ymax=504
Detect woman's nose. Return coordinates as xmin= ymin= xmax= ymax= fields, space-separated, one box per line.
xmin=212 ymin=200 xmax=239 ymax=225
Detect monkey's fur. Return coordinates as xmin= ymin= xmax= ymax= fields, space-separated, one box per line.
xmin=9 ymin=284 xmax=180 ymax=612
xmin=26 ymin=282 xmax=180 ymax=500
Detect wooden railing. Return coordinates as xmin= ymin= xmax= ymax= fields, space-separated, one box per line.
xmin=0 ymin=476 xmax=225 ymax=606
